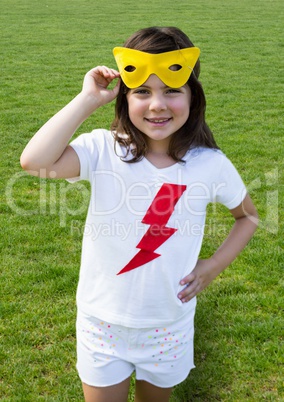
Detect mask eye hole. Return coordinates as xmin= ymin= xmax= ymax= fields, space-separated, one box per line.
xmin=124 ymin=65 xmax=136 ymax=72
xmin=169 ymin=64 xmax=182 ymax=71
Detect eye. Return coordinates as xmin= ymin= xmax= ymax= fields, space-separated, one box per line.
xmin=166 ymin=88 xmax=182 ymax=94
xmin=130 ymin=87 xmax=150 ymax=95
xmin=124 ymin=65 xmax=136 ymax=72
xmin=133 ymin=89 xmax=149 ymax=94
xmin=169 ymin=64 xmax=182 ymax=71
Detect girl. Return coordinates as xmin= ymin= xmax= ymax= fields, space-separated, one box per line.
xmin=21 ymin=27 xmax=258 ymax=402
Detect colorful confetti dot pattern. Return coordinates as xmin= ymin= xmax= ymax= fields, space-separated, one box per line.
xmin=77 ymin=314 xmax=194 ymax=370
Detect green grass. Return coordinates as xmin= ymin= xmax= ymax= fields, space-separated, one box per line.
xmin=1 ymin=0 xmax=283 ymax=400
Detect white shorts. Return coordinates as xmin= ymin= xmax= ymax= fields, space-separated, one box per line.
xmin=76 ymin=306 xmax=195 ymax=388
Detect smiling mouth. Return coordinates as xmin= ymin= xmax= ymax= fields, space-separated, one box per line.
xmin=145 ymin=118 xmax=172 ymax=123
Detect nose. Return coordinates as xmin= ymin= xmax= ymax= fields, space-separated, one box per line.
xmin=149 ymin=93 xmax=167 ymax=112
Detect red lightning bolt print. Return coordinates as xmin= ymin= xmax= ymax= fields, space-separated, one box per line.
xmin=117 ymin=183 xmax=187 ymax=275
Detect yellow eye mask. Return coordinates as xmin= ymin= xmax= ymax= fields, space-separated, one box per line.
xmin=113 ymin=46 xmax=200 ymax=88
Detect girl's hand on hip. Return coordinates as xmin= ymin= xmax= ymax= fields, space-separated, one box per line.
xmin=178 ymin=258 xmax=218 ymax=303
xmin=81 ymin=66 xmax=121 ymax=108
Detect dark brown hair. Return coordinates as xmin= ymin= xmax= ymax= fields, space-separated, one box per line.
xmin=111 ymin=26 xmax=219 ymax=162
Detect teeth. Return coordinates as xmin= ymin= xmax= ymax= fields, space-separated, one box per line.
xmin=150 ymin=119 xmax=168 ymax=123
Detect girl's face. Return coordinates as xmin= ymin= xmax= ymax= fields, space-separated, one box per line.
xmin=126 ymin=74 xmax=191 ymax=152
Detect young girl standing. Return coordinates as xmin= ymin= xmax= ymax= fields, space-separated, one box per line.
xmin=21 ymin=26 xmax=258 ymax=402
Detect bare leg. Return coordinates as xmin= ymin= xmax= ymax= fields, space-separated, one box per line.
xmin=82 ymin=376 xmax=131 ymax=402
xmin=135 ymin=380 xmax=172 ymax=402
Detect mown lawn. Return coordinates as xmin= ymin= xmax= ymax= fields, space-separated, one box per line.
xmin=1 ymin=0 xmax=283 ymax=400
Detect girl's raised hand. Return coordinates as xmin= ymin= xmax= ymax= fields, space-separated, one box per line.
xmin=82 ymin=66 xmax=121 ymax=108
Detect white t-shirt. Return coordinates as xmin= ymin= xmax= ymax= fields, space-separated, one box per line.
xmin=69 ymin=129 xmax=246 ymax=328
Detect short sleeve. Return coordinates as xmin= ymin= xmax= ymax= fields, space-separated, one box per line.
xmin=66 ymin=130 xmax=104 ymax=183
xmin=214 ymin=154 xmax=247 ymax=209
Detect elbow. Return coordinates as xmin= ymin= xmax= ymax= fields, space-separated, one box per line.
xmin=243 ymin=194 xmax=259 ymax=230
xmin=20 ymin=152 xmax=40 ymax=176
xmin=20 ymin=153 xmax=53 ymax=178
xmin=20 ymin=152 xmax=29 ymax=171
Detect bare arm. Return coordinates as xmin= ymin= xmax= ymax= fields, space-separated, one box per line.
xmin=178 ymin=194 xmax=258 ymax=302
xmin=20 ymin=66 xmax=120 ymax=178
